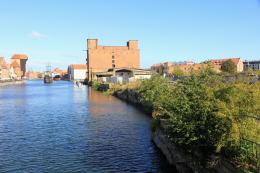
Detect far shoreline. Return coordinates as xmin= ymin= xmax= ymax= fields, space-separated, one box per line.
xmin=0 ymin=80 xmax=26 ymax=87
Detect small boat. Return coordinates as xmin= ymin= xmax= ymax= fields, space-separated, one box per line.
xmin=43 ymin=63 xmax=53 ymax=84
xmin=53 ymin=75 xmax=61 ymax=81
xmin=44 ymin=75 xmax=53 ymax=83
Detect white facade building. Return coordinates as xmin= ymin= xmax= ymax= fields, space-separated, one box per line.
xmin=68 ymin=64 xmax=87 ymax=81
xmin=94 ymin=68 xmax=153 ymax=84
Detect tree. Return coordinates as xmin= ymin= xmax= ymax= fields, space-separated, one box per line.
xmin=172 ymin=66 xmax=185 ymax=77
xmin=157 ymin=64 xmax=165 ymax=75
xmin=221 ymin=60 xmax=236 ymax=74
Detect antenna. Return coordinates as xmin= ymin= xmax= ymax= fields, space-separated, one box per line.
xmin=46 ymin=63 xmax=52 ymax=72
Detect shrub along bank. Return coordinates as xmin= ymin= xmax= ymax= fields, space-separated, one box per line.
xmin=93 ymin=71 xmax=260 ymax=172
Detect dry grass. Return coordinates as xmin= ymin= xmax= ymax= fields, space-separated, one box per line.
xmin=109 ymin=81 xmax=142 ymax=92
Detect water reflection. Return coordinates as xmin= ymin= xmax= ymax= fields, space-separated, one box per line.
xmin=0 ymin=81 xmax=175 ymax=172
xmin=87 ymin=87 xmax=126 ymax=116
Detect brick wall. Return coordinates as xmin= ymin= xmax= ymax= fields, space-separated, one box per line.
xmin=87 ymin=39 xmax=140 ymax=80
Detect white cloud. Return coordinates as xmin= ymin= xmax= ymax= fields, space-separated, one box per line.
xmin=29 ymin=31 xmax=47 ymax=40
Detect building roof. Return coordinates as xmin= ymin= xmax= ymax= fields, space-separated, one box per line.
xmin=244 ymin=60 xmax=260 ymax=64
xmin=11 ymin=54 xmax=28 ymax=60
xmin=70 ymin=64 xmax=87 ymax=70
xmin=151 ymin=63 xmax=163 ymax=67
xmin=209 ymin=58 xmax=241 ymax=65
xmin=53 ymin=67 xmax=63 ymax=73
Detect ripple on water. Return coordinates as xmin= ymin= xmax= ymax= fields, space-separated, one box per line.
xmin=0 ymin=81 xmax=176 ymax=173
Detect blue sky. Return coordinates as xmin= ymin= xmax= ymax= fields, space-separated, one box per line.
xmin=0 ymin=0 xmax=260 ymax=71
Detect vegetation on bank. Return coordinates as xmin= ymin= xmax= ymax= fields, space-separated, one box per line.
xmin=147 ymin=74 xmax=259 ymax=171
xmin=100 ymin=69 xmax=260 ymax=172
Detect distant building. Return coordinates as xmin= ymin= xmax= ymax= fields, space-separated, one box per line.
xmin=25 ymin=71 xmax=41 ymax=79
xmin=207 ymin=58 xmax=244 ymax=72
xmin=151 ymin=61 xmax=209 ymax=75
xmin=94 ymin=68 xmax=153 ymax=84
xmin=53 ymin=68 xmax=63 ymax=77
xmin=0 ymin=55 xmax=28 ymax=80
xmin=0 ymin=57 xmax=11 ymax=80
xmin=151 ymin=63 xmax=164 ymax=74
xmin=11 ymin=54 xmax=28 ymax=78
xmin=152 ymin=58 xmax=244 ymax=75
xmin=68 ymin=64 xmax=88 ymax=81
xmin=173 ymin=63 xmax=212 ymax=74
xmin=87 ymin=39 xmax=140 ymax=81
xmin=243 ymin=60 xmax=260 ymax=71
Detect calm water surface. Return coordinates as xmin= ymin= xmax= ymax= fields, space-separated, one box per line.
xmin=0 ymin=81 xmax=175 ymax=173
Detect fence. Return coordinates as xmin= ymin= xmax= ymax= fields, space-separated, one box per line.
xmin=240 ymin=116 xmax=260 ymax=173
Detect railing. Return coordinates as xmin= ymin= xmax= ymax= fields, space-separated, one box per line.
xmin=240 ymin=138 xmax=260 ymax=173
xmin=240 ymin=116 xmax=260 ymax=173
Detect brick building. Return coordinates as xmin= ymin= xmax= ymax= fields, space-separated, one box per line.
xmin=11 ymin=54 xmax=28 ymax=78
xmin=151 ymin=58 xmax=244 ymax=75
xmin=207 ymin=58 xmax=244 ymax=72
xmin=0 ymin=55 xmax=28 ymax=80
xmin=151 ymin=61 xmax=209 ymax=75
xmin=87 ymin=39 xmax=140 ymax=81
xmin=0 ymin=57 xmax=10 ymax=80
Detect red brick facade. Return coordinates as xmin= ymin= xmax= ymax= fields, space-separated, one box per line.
xmin=87 ymin=39 xmax=140 ymax=80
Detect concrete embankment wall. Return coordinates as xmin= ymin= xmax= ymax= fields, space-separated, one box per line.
xmin=0 ymin=80 xmax=25 ymax=87
xmin=113 ymin=88 xmax=241 ymax=173
xmin=153 ymin=120 xmax=241 ymax=173
xmin=113 ymin=89 xmax=152 ymax=114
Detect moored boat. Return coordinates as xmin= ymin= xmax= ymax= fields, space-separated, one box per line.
xmin=53 ymin=75 xmax=61 ymax=81
xmin=43 ymin=64 xmax=53 ymax=84
xmin=44 ymin=75 xmax=53 ymax=83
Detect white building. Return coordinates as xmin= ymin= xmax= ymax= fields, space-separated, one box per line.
xmin=94 ymin=68 xmax=153 ymax=84
xmin=68 ymin=64 xmax=88 ymax=81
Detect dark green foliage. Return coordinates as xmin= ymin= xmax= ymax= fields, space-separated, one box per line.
xmin=165 ymin=75 xmax=231 ymax=151
xmin=138 ymin=75 xmax=172 ymax=115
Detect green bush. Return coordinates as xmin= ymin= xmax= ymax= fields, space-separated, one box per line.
xmin=138 ymin=75 xmax=173 ymax=115
xmin=136 ymin=71 xmax=260 ymax=169
xmin=92 ymin=81 xmax=102 ymax=90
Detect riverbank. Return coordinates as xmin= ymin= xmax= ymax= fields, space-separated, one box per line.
xmin=152 ymin=119 xmax=242 ymax=173
xmin=113 ymin=89 xmax=153 ymax=115
xmin=91 ymin=72 xmax=259 ymax=173
xmin=113 ymin=88 xmax=241 ymax=173
xmin=0 ymin=80 xmax=25 ymax=87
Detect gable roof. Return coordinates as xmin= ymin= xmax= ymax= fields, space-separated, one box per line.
xmin=11 ymin=54 xmax=28 ymax=60
xmin=53 ymin=68 xmax=63 ymax=73
xmin=209 ymin=58 xmax=241 ymax=65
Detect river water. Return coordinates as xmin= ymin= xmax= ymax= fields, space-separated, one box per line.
xmin=0 ymin=80 xmax=175 ymax=173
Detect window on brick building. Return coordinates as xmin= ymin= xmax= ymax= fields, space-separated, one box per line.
xmin=112 ymin=64 xmax=115 ymax=68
